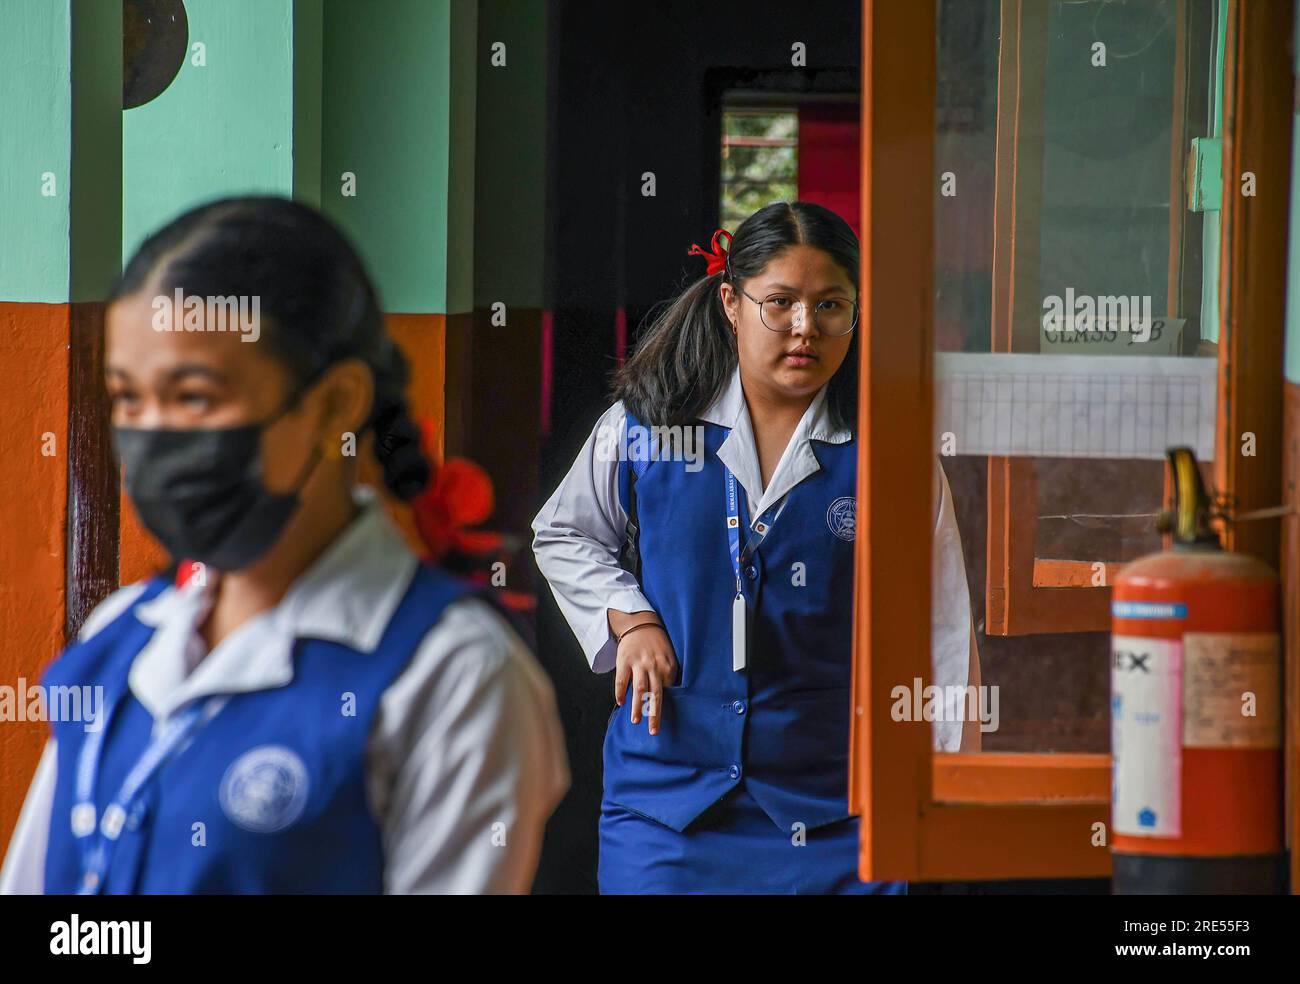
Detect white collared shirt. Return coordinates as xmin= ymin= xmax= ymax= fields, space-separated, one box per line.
xmin=0 ymin=490 xmax=570 ymax=895
xmin=532 ymin=366 xmax=973 ymax=748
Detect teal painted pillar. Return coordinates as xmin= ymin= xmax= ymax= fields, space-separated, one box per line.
xmin=0 ymin=4 xmax=74 ymax=304
xmin=1 ymin=0 xmax=120 ymax=303
xmin=318 ymin=0 xmax=480 ymax=468
xmin=121 ymin=0 xmax=477 ymax=317
xmin=122 ymin=0 xmax=320 ymax=261
xmin=320 ymin=0 xmax=476 ymax=316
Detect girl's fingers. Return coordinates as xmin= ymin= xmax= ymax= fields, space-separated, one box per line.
xmin=630 ymin=665 xmax=648 ymax=725
xmin=614 ymin=654 xmax=631 ymax=707
xmin=647 ymin=669 xmax=663 ymax=736
xmin=615 ymin=642 xmax=676 ymax=729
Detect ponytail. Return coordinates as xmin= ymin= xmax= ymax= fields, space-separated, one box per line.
xmin=612 ymin=271 xmax=737 ymax=427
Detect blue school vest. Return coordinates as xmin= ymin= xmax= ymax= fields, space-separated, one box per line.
xmin=606 ymin=412 xmax=859 ymax=834
xmin=42 ymin=563 xmax=472 ymax=895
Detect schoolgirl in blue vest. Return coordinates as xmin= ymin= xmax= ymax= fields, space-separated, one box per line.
xmin=0 ymin=197 xmax=567 ymax=895
xmin=533 ymin=201 xmax=978 ymax=894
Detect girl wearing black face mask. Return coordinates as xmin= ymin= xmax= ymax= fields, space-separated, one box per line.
xmin=0 ymin=196 xmax=568 ymax=896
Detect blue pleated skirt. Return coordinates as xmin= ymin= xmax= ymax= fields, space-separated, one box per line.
xmin=598 ymin=785 xmax=907 ymax=895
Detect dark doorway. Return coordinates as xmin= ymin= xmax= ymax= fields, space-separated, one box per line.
xmin=531 ymin=0 xmax=862 ymax=894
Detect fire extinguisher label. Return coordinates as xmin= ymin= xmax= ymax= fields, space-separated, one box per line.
xmin=1112 ymin=601 xmax=1189 ymax=620
xmin=1183 ymin=633 xmax=1281 ymax=749
xmin=1112 ymin=636 xmax=1182 ymax=838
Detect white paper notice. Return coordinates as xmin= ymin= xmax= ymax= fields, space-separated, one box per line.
xmin=935 ymin=353 xmax=1217 ymax=460
xmin=1112 ymin=635 xmax=1182 ymax=838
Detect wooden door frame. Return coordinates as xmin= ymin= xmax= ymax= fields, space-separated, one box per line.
xmin=852 ymin=0 xmax=1292 ymax=883
xmin=1214 ymin=0 xmax=1294 ymax=889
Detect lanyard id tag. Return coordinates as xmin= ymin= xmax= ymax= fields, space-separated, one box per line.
xmin=731 ymin=592 xmax=749 ymax=672
xmin=724 ymin=467 xmax=786 ymax=675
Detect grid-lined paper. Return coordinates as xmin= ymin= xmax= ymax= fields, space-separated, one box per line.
xmin=934 ymin=353 xmax=1217 ymax=460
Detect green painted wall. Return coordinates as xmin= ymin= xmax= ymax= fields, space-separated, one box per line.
xmin=7 ymin=0 xmax=472 ymax=313
xmin=0 ymin=1 xmax=120 ymax=303
xmin=0 ymin=3 xmax=73 ymax=303
xmin=321 ymin=0 xmax=474 ymax=314
xmin=122 ymin=0 xmax=299 ymax=263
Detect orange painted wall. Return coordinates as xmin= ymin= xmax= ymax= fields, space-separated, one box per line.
xmin=0 ymin=302 xmax=71 ymax=851
xmin=386 ymin=312 xmax=447 ymax=460
xmin=0 ymin=306 xmax=447 ymax=855
xmin=370 ymin=312 xmax=447 ymax=553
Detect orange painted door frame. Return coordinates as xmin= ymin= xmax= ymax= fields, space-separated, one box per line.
xmin=852 ymin=0 xmax=1293 ymax=883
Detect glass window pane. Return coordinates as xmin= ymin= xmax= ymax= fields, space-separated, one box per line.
xmin=933 ymin=0 xmax=1222 ymax=753
xmin=720 ymin=108 xmax=798 ymax=230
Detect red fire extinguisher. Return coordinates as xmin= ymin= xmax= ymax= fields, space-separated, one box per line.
xmin=1111 ymin=447 xmax=1284 ymax=894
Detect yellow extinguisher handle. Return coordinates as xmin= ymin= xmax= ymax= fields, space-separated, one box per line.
xmin=1166 ymin=446 xmax=1219 ymax=548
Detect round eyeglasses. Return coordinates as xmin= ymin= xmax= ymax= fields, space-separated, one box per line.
xmin=737 ymin=287 xmax=859 ymax=336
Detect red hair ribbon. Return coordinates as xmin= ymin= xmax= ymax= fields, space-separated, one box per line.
xmin=408 ymin=418 xmax=499 ymax=563
xmin=409 ymin=418 xmax=536 ymax=611
xmin=687 ymin=228 xmax=733 ymax=277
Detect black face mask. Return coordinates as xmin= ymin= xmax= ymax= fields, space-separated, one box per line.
xmin=112 ymin=394 xmax=322 ymax=572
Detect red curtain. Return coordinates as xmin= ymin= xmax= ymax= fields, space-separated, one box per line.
xmin=797 ymin=103 xmax=861 ymax=239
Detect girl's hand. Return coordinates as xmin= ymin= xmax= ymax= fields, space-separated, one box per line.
xmin=613 ymin=622 xmax=677 ymax=736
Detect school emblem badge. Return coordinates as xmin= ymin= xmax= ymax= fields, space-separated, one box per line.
xmin=826 ymin=496 xmax=856 ymax=542
xmin=219 ymin=745 xmax=309 ymax=834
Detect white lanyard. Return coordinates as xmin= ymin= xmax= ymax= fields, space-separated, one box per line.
xmin=72 ymin=694 xmax=221 ymax=894
xmin=724 ymin=467 xmax=785 ymax=671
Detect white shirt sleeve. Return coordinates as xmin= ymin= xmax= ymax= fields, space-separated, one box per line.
xmin=0 ymin=739 xmax=56 ymax=895
xmin=931 ymin=459 xmax=975 ymax=751
xmin=366 ymin=597 xmax=570 ymax=895
xmin=531 ymin=401 xmax=656 ymax=673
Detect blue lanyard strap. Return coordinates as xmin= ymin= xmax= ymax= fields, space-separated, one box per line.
xmin=724 ymin=467 xmax=783 ymax=594
xmin=72 ymin=695 xmax=218 ymax=894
